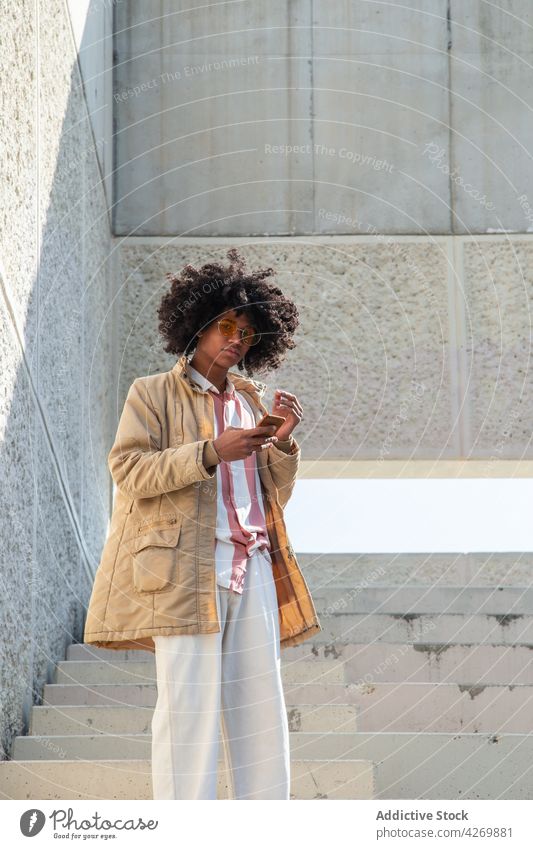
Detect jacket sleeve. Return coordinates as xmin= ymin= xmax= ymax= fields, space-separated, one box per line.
xmin=266 ymin=434 xmax=300 ymax=509
xmin=108 ymin=378 xmax=219 ymax=498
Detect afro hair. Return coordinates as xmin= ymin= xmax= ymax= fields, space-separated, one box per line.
xmin=157 ymin=248 xmax=299 ymax=375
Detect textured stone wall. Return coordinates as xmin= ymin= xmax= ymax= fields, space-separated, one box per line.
xmin=0 ymin=1 xmax=115 ymax=758
xmin=116 ymin=237 xmax=533 ymax=462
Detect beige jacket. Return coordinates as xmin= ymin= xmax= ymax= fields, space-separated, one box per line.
xmin=83 ymin=353 xmax=322 ymax=653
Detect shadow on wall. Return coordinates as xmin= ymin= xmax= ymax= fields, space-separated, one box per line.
xmin=0 ymin=1 xmax=115 ymax=761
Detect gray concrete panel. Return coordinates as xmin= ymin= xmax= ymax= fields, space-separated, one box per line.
xmin=312 ymin=0 xmax=451 ymax=234
xmin=451 ymin=2 xmax=533 ymax=233
xmin=114 ymin=1 xmax=314 ymax=235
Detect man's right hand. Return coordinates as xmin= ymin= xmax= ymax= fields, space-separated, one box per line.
xmin=213 ymin=425 xmax=278 ymax=461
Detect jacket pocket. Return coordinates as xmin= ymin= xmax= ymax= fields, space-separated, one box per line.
xmin=132 ymin=521 xmax=181 ymax=594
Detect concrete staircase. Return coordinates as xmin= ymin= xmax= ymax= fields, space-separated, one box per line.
xmin=2 ymin=552 xmax=533 ymax=799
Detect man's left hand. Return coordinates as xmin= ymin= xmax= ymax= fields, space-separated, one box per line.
xmin=271 ymin=389 xmax=303 ymax=440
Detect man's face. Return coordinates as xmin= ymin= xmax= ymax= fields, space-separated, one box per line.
xmin=199 ymin=308 xmax=257 ymax=365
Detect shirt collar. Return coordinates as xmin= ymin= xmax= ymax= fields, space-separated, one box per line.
xmin=173 ymin=353 xmax=267 ymax=401
xmin=186 ymin=362 xmax=236 ymax=397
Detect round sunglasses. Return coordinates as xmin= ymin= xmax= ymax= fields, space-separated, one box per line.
xmin=217 ymin=317 xmax=262 ymax=346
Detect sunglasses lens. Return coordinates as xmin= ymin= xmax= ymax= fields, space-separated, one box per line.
xmin=219 ymin=319 xmax=235 ymax=337
xmin=218 ymin=318 xmax=261 ymax=345
xmin=243 ymin=329 xmax=260 ymax=345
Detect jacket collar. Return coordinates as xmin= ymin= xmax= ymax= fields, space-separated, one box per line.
xmin=171 ymin=353 xmax=268 ymax=405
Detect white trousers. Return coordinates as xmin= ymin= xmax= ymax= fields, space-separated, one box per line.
xmin=151 ymin=547 xmax=291 ymax=799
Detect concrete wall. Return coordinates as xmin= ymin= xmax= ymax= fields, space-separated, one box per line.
xmin=0 ymin=0 xmax=115 ymax=758
xmin=113 ymin=1 xmax=533 ymax=236
xmin=115 ymin=236 xmax=533 ymax=461
xmin=66 ymin=0 xmax=114 ymax=208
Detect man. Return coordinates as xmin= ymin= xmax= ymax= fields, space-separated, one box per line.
xmin=84 ymin=248 xmax=322 ymax=800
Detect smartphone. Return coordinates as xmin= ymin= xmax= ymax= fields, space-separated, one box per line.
xmin=257 ymin=413 xmax=286 ymax=433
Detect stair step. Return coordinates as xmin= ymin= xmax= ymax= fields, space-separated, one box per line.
xmin=286 ymin=731 xmax=533 ymax=800
xmin=68 ymin=644 xmax=155 ymax=662
xmin=297 ymin=553 xmax=533 ymax=587
xmin=4 ymin=731 xmax=533 ymax=799
xmin=32 ymin=681 xmax=533 ymax=734
xmin=304 ymin=612 xmax=533 ymax=643
xmin=68 ymin=641 xmax=533 ymax=685
xmin=29 ymin=703 xmax=357 ymax=735
xmin=75 ymin=617 xmax=528 ymax=645
xmin=283 ymin=641 xmax=533 ymax=683
xmin=41 ymin=681 xmax=367 ymax=707
xmin=311 ymin=585 xmax=533 ymax=615
xmin=78 ymin=613 xmax=533 ymax=645
xmin=54 ymin=659 xmax=343 ymax=686
xmin=0 ymin=758 xmax=375 ymax=800
xmin=67 ymin=590 xmax=533 ymax=639
xmin=282 ymin=634 xmax=533 ymax=684
xmin=12 ymin=730 xmax=380 ymax=761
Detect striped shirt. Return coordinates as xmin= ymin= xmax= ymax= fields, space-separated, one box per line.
xmin=186 ymin=362 xmax=271 ymax=594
